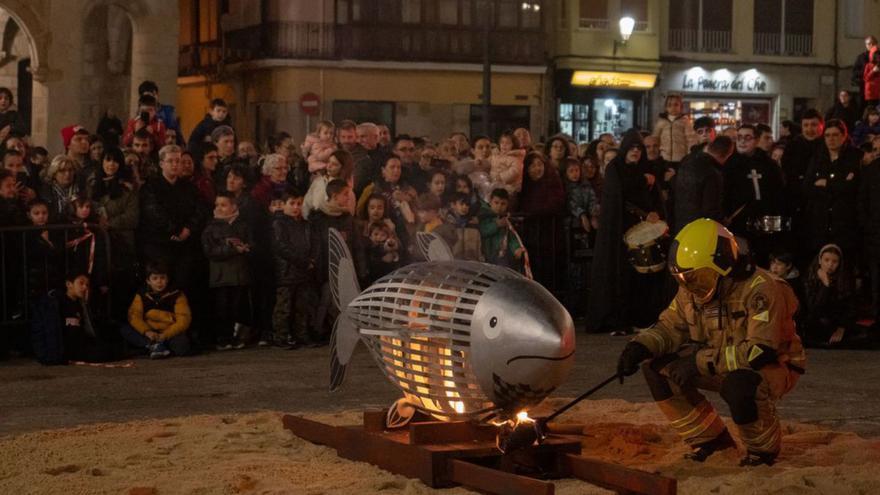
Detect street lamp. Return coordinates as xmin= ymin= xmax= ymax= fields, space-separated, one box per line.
xmin=613 ymin=16 xmax=636 ymax=56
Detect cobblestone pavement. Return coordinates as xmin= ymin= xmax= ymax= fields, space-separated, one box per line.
xmin=1 ymin=333 xmax=877 ymax=437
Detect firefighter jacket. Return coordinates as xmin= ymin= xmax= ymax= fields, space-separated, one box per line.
xmin=634 ymin=268 xmax=806 ymax=377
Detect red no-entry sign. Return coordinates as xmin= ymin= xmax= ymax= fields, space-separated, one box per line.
xmin=299 ymin=92 xmax=321 ymax=116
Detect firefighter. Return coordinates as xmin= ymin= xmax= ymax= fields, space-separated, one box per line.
xmin=617 ymin=218 xmax=806 ymax=466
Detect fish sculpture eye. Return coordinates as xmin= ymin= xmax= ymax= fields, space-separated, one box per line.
xmin=484 ymin=315 xmax=502 ymax=340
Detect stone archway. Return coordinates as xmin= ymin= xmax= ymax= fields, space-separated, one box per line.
xmin=0 ymin=0 xmax=50 ymax=146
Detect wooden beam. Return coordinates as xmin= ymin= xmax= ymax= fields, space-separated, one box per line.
xmin=449 ymin=458 xmax=555 ymax=495
xmin=564 ymin=454 xmax=677 ymax=495
xmin=281 ymin=415 xmax=341 ymax=448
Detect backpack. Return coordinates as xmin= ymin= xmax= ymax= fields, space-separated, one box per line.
xmin=29 ymin=290 xmax=65 ymax=365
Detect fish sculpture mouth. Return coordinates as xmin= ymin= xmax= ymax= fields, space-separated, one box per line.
xmin=505 ymin=349 xmax=575 ymax=366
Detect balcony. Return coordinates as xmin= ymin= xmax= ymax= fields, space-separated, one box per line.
xmin=668 ymin=28 xmax=732 ymax=53
xmin=753 ymin=32 xmax=813 ymax=56
xmin=179 ymin=21 xmax=546 ymax=76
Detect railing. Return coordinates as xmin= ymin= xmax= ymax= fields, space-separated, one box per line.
xmin=754 ymin=32 xmax=813 ymax=56
xmin=668 ymin=28 xmax=731 ymax=53
xmin=1 ymin=224 xmax=114 ymax=326
xmin=579 ymin=17 xmax=609 ymax=29
xmin=180 ymin=21 xmax=545 ymax=75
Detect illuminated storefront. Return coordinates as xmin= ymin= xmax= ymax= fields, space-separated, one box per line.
xmin=554 ymin=69 xmax=657 ymax=143
xmin=657 ymin=66 xmax=777 ymax=131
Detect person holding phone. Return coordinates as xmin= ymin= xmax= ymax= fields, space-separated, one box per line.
xmin=122 ymin=93 xmax=167 ymax=151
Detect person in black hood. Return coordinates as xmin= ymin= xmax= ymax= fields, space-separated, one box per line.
xmin=587 ymin=129 xmax=667 ymax=334
xmin=672 ymin=136 xmax=733 ymax=236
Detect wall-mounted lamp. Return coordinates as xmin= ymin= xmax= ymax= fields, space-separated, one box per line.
xmin=521 ymin=2 xmax=540 ymax=12
xmin=614 ymin=16 xmax=636 ymax=56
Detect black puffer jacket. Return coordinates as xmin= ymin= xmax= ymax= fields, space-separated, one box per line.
xmin=671 ymin=151 xmax=724 ymax=235
xmin=270 ymin=212 xmax=318 ymax=286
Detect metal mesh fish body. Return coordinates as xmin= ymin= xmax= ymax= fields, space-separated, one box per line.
xmin=346 ymin=261 xmax=521 ymax=420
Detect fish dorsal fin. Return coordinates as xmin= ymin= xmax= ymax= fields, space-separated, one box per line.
xmin=328 ymin=227 xmax=360 ymax=309
xmin=416 ymin=231 xmax=454 ymax=262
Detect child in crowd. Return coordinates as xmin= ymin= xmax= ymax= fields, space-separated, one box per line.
xmin=187 ymin=98 xmax=231 ymax=156
xmin=122 ymin=94 xmax=167 ymax=151
xmin=562 ymin=158 xmax=599 ymax=235
xmin=452 ymin=174 xmax=482 ymax=218
xmin=310 ymin=179 xmax=355 ymax=344
xmin=768 ymin=250 xmax=804 ymax=305
xmin=121 ymin=263 xmax=191 ymax=359
xmin=201 ymin=192 xmax=253 ymax=350
xmin=652 ymin=93 xmax=695 ymax=163
xmin=436 ymin=192 xmax=482 ymax=261
xmin=302 ymin=120 xmax=337 ymax=174
xmin=414 ymin=193 xmax=444 ymax=233
xmin=364 ymin=222 xmax=400 ymax=285
xmin=65 ymin=197 xmax=108 ymax=295
xmin=478 ymin=188 xmax=524 ymax=267
xmin=800 ymin=244 xmax=869 ymax=348
xmin=271 ymin=193 xmax=318 ymax=348
xmin=427 ymin=169 xmax=448 ymax=205
xmin=490 ymin=131 xmax=525 ymax=197
xmin=0 ymin=168 xmax=23 ymax=225
xmin=25 ymin=199 xmax=62 ymax=298
xmin=853 ymin=107 xmax=880 ymax=145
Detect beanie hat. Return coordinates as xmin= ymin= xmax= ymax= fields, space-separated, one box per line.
xmin=694 ymin=116 xmax=715 ymax=130
xmin=61 ymin=125 xmax=88 ymax=150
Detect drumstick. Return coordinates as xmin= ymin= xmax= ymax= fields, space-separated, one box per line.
xmin=724 ymin=204 xmax=747 ymax=226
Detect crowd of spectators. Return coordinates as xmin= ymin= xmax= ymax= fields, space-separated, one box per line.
xmin=3 ymin=72 xmax=880 ymax=364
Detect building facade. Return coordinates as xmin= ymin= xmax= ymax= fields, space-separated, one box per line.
xmin=179 ymin=0 xmax=880 ymax=145
xmin=177 ymin=0 xmax=548 ymax=144
xmin=0 ymin=0 xmax=179 ymax=152
xmin=550 ymin=0 xmax=880 ymax=140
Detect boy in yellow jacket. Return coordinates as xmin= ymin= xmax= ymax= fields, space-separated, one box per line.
xmin=120 ymin=263 xmax=191 ymax=358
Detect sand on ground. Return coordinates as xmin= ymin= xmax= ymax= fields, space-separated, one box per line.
xmin=1 ymin=399 xmax=879 ymax=495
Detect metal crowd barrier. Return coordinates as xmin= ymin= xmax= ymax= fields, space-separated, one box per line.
xmin=0 ymin=223 xmax=113 ymax=326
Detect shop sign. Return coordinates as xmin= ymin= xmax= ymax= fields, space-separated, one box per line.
xmin=676 ymin=68 xmax=770 ymax=94
xmin=571 ymin=71 xmax=657 ymax=89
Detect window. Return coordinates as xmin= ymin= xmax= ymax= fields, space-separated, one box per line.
xmin=620 ymin=0 xmax=648 ymax=31
xmin=439 ymin=0 xmax=458 ymax=24
xmin=402 ymin=0 xmax=421 ymax=23
xmin=668 ymin=0 xmax=732 ymax=53
xmin=497 ymin=0 xmax=518 ymax=28
xmin=753 ymin=0 xmax=813 ymax=56
xmin=579 ymin=0 xmax=608 ymax=29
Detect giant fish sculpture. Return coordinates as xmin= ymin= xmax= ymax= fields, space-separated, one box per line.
xmin=328 ymin=229 xmax=575 ymax=424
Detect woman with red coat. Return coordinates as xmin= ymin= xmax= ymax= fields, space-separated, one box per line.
xmin=863 ymin=38 xmax=880 ymax=110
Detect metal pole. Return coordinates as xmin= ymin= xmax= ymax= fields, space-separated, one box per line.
xmin=482 ymin=0 xmax=492 ymax=136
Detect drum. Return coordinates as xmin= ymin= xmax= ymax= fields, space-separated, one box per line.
xmin=751 ymin=215 xmax=791 ymax=234
xmin=624 ymin=220 xmax=670 ymax=274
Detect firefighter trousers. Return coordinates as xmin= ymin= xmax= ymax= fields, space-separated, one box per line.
xmin=642 ymin=354 xmax=799 ymax=455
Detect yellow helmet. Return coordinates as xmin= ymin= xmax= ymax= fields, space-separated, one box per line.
xmin=669 ymin=219 xmax=738 ymax=302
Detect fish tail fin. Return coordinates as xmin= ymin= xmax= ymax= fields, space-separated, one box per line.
xmin=329 ymin=317 xmax=359 ymax=391
xmin=328 ymin=228 xmax=361 ymax=392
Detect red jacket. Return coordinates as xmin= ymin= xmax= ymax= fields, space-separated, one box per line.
xmin=864 ymin=46 xmax=880 ymax=100
xmin=123 ymin=117 xmax=167 ymax=150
